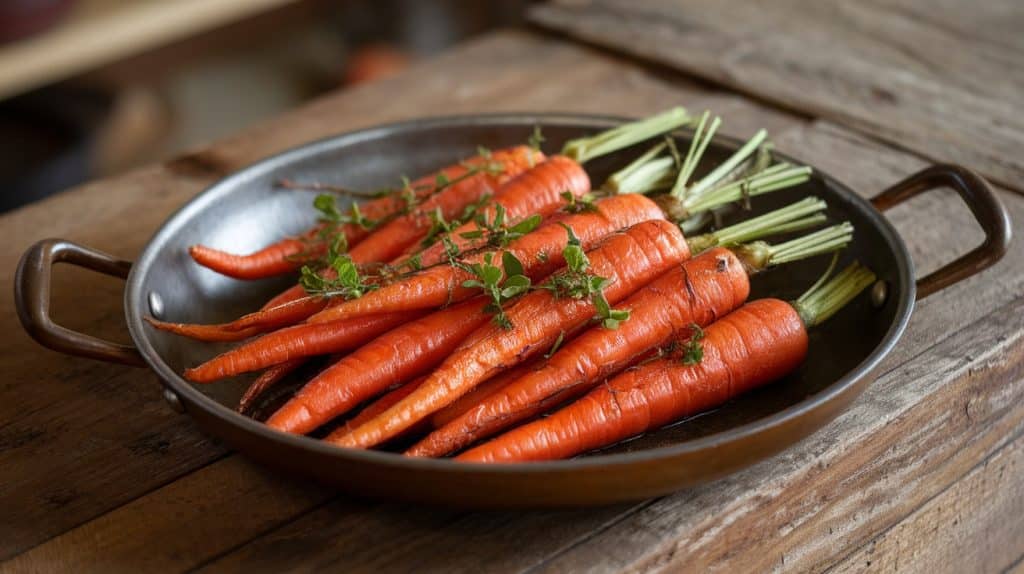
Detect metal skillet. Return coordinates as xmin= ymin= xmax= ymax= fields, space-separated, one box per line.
xmin=15 ymin=114 xmax=1011 ymax=507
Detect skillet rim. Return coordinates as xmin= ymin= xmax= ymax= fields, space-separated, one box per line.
xmin=125 ymin=112 xmax=915 ymax=473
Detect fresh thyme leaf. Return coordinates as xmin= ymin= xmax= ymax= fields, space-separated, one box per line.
xmin=681 ymin=323 xmax=705 ymax=365
xmin=461 ymin=251 xmax=531 ymax=329
xmin=560 ymin=191 xmax=600 ymax=214
xmin=477 ymin=145 xmax=492 ymax=159
xmin=299 ymin=249 xmax=376 ymax=300
xmin=314 ymin=193 xmax=343 ymax=221
xmin=541 ymin=224 xmax=628 ymax=328
xmin=435 ymin=172 xmax=450 ymax=187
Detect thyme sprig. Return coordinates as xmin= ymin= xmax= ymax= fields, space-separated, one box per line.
xmin=560 ymin=191 xmax=600 ymax=214
xmin=541 ymin=224 xmax=630 ymax=329
xmin=459 ymin=204 xmax=543 ymax=249
xmin=299 ymin=243 xmax=376 ymax=299
xmin=461 ymin=251 xmax=532 ymax=329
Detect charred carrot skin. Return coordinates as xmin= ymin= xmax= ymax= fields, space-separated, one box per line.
xmin=188 ymin=148 xmax=534 ymax=279
xmin=460 ymin=298 xmax=808 ymax=463
xmin=266 ymin=298 xmax=492 ymax=435
xmin=409 ymin=247 xmax=751 ymax=457
xmin=183 ymin=311 xmax=422 ymax=383
xmin=334 ymin=218 xmax=692 ymax=450
xmin=398 ymin=155 xmax=590 ymax=268
xmin=237 ymin=358 xmax=306 ymax=414
xmin=346 ymin=147 xmax=544 ymax=264
xmin=308 ymin=194 xmax=666 ymax=324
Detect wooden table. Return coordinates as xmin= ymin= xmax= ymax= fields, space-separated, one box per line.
xmin=2 ymin=18 xmax=1023 ymax=574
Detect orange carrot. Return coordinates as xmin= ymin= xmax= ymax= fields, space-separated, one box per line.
xmin=327 ymin=376 xmax=428 ymax=440
xmin=429 ymin=359 xmax=542 ymax=430
xmin=237 ymin=359 xmax=305 ymax=414
xmin=333 ymin=219 xmax=692 ymax=449
xmin=184 ymin=311 xmax=422 ymax=383
xmin=188 ymin=147 xmax=536 ymax=279
xmin=307 ymin=194 xmax=665 ymax=324
xmin=408 ymin=247 xmax=750 ymax=457
xmin=266 ymin=298 xmax=492 ymax=435
xmin=458 ymin=262 xmax=875 ymax=462
xmin=345 ymin=147 xmax=543 ymax=264
xmin=394 ymin=155 xmax=589 ymax=268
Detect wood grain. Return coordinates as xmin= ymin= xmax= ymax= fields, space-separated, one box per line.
xmin=530 ymin=0 xmax=1024 ymax=191
xmin=828 ymin=432 xmax=1024 ymax=574
xmin=0 ymin=30 xmax=794 ymax=561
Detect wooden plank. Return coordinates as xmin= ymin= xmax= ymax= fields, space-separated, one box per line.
xmin=0 ymin=457 xmax=333 ymax=574
xmin=530 ymin=0 xmax=1024 ymax=191
xmin=0 ymin=0 xmax=301 ymax=100
xmin=0 ymin=30 xmax=796 ymax=560
xmin=827 ymin=432 xmax=1024 ymax=574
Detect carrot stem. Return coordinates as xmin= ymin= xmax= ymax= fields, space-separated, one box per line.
xmin=732 ymin=222 xmax=854 ymax=272
xmin=602 ymin=141 xmax=669 ymax=193
xmin=670 ymin=111 xmax=721 ymax=199
xmin=562 ymin=107 xmax=690 ymax=164
xmin=682 ymin=128 xmax=769 ymax=200
xmin=793 ymin=261 xmax=877 ymax=327
xmin=691 ymin=197 xmax=828 ymax=250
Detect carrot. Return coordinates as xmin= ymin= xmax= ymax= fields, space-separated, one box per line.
xmin=266 ymin=298 xmax=492 ymax=435
xmin=407 ymin=246 xmax=750 ymax=457
xmin=458 ymin=261 xmax=876 ymax=462
xmin=307 ymin=194 xmax=665 ymax=324
xmin=326 ymin=376 xmax=428 ymax=440
xmin=183 ymin=311 xmax=422 ymax=383
xmin=188 ymin=147 xmax=536 ymax=279
xmin=237 ymin=359 xmax=305 ymax=414
xmin=345 ymin=147 xmax=544 ymax=264
xmin=411 ymin=218 xmax=853 ymax=456
xmin=332 ymin=218 xmax=692 ymax=449
xmin=395 ymin=155 xmax=589 ymax=268
xmin=429 ymin=358 xmax=542 ymax=429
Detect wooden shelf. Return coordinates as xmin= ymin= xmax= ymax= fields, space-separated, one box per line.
xmin=0 ymin=0 xmax=300 ymax=100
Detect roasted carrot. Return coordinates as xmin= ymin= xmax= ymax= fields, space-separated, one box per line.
xmin=395 ymin=155 xmax=589 ymax=268
xmin=458 ymin=262 xmax=876 ymax=462
xmin=237 ymin=358 xmax=305 ymax=414
xmin=345 ymin=147 xmax=544 ymax=264
xmin=326 ymin=376 xmax=428 ymax=440
xmin=411 ymin=219 xmax=852 ymax=456
xmin=333 ymin=218 xmax=692 ymax=449
xmin=407 ymin=247 xmax=750 ymax=457
xmin=188 ymin=147 xmax=537 ymax=279
xmin=266 ymin=298 xmax=491 ymax=435
xmin=307 ymin=194 xmax=665 ymax=324
xmin=429 ymin=358 xmax=542 ymax=429
xmin=184 ymin=311 xmax=422 ymax=383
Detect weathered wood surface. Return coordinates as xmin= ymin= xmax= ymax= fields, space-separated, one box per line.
xmin=530 ymin=0 xmax=1024 ymax=192
xmin=2 ymin=29 xmax=1022 ymax=573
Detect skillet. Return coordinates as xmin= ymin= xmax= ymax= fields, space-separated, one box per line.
xmin=15 ymin=114 xmax=1011 ymax=507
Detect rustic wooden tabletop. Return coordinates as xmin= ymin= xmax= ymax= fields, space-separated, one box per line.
xmin=2 ymin=4 xmax=1023 ymax=572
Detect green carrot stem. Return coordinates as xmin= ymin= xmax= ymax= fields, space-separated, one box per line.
xmin=792 ymin=261 xmax=877 ymax=327
xmin=682 ymin=128 xmax=769 ymax=200
xmin=682 ymin=164 xmax=813 ymax=214
xmin=732 ymin=222 xmax=854 ymax=272
xmin=563 ymin=107 xmax=690 ymax=164
xmin=670 ymin=111 xmax=721 ymax=198
xmin=603 ymin=142 xmax=670 ymax=193
xmin=685 ymin=198 xmax=827 ymax=252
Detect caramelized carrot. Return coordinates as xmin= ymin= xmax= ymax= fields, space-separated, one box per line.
xmin=333 ymin=219 xmax=692 ymax=449
xmin=308 ymin=194 xmax=665 ymax=324
xmin=408 ymin=247 xmax=750 ymax=457
xmin=188 ymin=147 xmax=538 ymax=279
xmin=326 ymin=376 xmax=428 ymax=440
xmin=345 ymin=147 xmax=544 ymax=264
xmin=237 ymin=359 xmax=305 ymax=414
xmin=184 ymin=311 xmax=422 ymax=383
xmin=459 ymin=262 xmax=876 ymax=462
xmin=395 ymin=155 xmax=589 ymax=268
xmin=266 ymin=298 xmax=491 ymax=435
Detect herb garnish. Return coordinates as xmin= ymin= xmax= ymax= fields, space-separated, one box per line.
xmin=560 ymin=191 xmax=599 ymax=214
xmin=541 ymin=224 xmax=630 ymax=329
xmin=461 ymin=251 xmax=532 ymax=329
xmin=299 ymin=244 xmax=376 ymax=299
xmin=458 ymin=204 xmax=543 ymax=249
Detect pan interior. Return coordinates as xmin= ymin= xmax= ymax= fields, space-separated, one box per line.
xmin=130 ymin=117 xmax=906 ymax=458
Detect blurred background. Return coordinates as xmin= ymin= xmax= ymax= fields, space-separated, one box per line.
xmin=0 ymin=0 xmax=530 ymax=213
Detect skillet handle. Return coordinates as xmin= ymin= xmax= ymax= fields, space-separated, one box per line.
xmin=871 ymin=164 xmax=1011 ymax=300
xmin=15 ymin=239 xmax=146 ymax=367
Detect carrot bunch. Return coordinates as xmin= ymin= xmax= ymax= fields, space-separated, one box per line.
xmin=148 ymin=107 xmax=875 ymax=464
